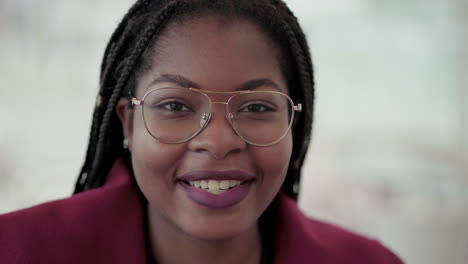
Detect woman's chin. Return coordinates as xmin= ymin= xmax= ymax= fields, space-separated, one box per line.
xmin=170 ymin=182 xmax=260 ymax=241
xmin=181 ymin=219 xmax=255 ymax=242
xmin=147 ymin=198 xmax=259 ymax=242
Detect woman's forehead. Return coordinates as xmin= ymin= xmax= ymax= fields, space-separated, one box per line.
xmin=136 ymin=15 xmax=288 ymax=95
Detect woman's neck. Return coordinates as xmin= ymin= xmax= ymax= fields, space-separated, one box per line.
xmin=147 ymin=206 xmax=262 ymax=264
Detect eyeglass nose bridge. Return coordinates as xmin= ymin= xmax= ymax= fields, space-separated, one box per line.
xmin=209 ymin=100 xmax=235 ymax=118
xmin=193 ymin=89 xmax=251 ymax=129
xmin=210 ymin=101 xmax=228 ymax=106
xmin=199 ymin=101 xmax=236 ymax=130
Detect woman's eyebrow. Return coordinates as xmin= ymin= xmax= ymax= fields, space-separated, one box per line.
xmin=146 ymin=74 xmax=282 ymax=92
xmin=146 ymin=74 xmax=201 ymax=89
xmin=236 ymin=78 xmax=282 ymax=92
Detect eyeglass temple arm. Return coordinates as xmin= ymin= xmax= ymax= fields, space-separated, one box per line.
xmin=132 ymin=98 xmax=142 ymax=106
xmin=294 ymin=104 xmax=302 ymax=112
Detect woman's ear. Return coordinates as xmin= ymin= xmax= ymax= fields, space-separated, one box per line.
xmin=116 ymin=98 xmax=134 ymax=151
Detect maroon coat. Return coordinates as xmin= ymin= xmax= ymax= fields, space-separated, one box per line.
xmin=0 ymin=161 xmax=403 ymax=263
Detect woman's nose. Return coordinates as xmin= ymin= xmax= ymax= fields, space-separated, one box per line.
xmin=187 ymin=108 xmax=247 ymax=159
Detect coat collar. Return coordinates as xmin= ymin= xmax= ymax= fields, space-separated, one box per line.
xmin=1 ymin=160 xmax=402 ymax=264
xmin=0 ymin=160 xmax=147 ymax=263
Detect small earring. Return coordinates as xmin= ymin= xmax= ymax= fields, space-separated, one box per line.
xmin=123 ymin=138 xmax=129 ymax=149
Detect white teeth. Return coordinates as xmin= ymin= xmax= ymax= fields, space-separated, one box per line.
xmin=219 ymin=180 xmax=230 ymax=190
xmin=208 ymin=180 xmax=219 ymax=191
xmin=229 ymin=180 xmax=241 ymax=187
xmin=187 ymin=179 xmax=243 ymax=193
xmin=200 ymin=180 xmax=208 ymax=189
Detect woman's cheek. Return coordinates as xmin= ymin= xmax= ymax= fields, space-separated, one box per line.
xmin=254 ymin=134 xmax=292 ymax=198
xmin=131 ymin=132 xmax=186 ymax=197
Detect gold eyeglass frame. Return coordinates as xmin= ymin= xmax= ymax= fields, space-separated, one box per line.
xmin=131 ymin=87 xmax=302 ymax=147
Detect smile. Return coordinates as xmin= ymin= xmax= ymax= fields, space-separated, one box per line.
xmin=177 ymin=170 xmax=255 ymax=209
xmin=183 ymin=180 xmax=244 ymax=194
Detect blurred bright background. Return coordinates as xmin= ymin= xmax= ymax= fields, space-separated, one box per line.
xmin=0 ymin=0 xmax=466 ymax=263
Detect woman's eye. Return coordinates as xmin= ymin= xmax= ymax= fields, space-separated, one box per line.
xmin=159 ymin=101 xmax=191 ymax=111
xmin=240 ymin=104 xmax=273 ymax=112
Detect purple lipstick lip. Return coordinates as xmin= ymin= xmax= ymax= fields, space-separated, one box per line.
xmin=177 ymin=170 xmax=256 ymax=209
xmin=179 ymin=181 xmax=252 ymax=209
xmin=177 ymin=170 xmax=255 ymax=182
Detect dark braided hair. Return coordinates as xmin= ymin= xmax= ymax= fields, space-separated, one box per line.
xmin=74 ymin=0 xmax=315 ymax=201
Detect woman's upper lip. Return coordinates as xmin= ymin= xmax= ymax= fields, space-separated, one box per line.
xmin=177 ymin=170 xmax=255 ymax=181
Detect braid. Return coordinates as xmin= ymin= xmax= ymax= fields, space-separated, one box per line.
xmin=258 ymin=0 xmax=314 ymax=200
xmin=75 ymin=0 xmax=179 ymax=192
xmin=89 ymin=1 xmax=178 ymax=189
xmin=75 ymin=0 xmax=154 ymax=193
xmin=75 ymin=0 xmax=315 ymax=201
xmin=282 ymin=5 xmax=315 ymax=200
xmin=100 ymin=0 xmax=151 ymax=81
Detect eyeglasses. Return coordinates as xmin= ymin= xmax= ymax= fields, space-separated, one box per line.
xmin=132 ymin=87 xmax=301 ymax=147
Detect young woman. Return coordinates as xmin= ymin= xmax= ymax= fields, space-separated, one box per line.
xmin=0 ymin=1 xmax=403 ymax=263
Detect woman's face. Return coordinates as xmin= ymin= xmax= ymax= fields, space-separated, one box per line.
xmin=117 ymin=15 xmax=293 ymax=240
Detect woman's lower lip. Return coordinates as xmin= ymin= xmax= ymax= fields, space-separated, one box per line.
xmin=179 ymin=181 xmax=251 ymax=209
